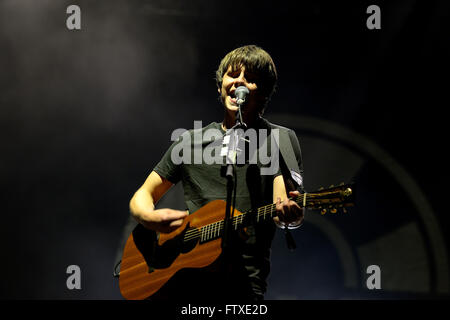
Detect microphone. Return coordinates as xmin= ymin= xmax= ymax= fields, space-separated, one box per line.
xmin=235 ymin=86 xmax=249 ymax=106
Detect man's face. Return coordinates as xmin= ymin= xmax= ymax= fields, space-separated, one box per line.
xmin=218 ymin=65 xmax=265 ymax=117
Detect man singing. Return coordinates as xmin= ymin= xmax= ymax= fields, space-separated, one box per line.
xmin=128 ymin=45 xmax=305 ymax=301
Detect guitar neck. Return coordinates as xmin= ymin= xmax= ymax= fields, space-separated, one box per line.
xmin=193 ymin=185 xmax=353 ymax=244
xmin=233 ymin=193 xmax=312 ymax=227
xmin=197 ymin=194 xmax=305 ymax=244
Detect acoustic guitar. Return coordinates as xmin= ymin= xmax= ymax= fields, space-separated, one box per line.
xmin=119 ymin=183 xmax=354 ymax=300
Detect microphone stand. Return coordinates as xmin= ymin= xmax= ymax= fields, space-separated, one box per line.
xmin=222 ymin=102 xmax=247 ymax=258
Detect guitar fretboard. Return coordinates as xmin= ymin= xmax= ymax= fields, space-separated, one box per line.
xmin=181 ymin=186 xmax=352 ymax=244
xmin=183 ymin=194 xmax=306 ymax=244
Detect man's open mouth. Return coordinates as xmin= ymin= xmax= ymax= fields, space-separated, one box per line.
xmin=228 ymin=91 xmax=237 ymax=105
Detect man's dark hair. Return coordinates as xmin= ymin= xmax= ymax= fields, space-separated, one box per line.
xmin=215 ymin=45 xmax=278 ymax=114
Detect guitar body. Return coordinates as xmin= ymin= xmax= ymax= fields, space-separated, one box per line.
xmin=119 ymin=199 xmax=241 ymax=300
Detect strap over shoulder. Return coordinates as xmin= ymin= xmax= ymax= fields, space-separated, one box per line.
xmin=263 ymin=119 xmax=304 ymax=192
xmin=263 ymin=118 xmax=305 ymax=250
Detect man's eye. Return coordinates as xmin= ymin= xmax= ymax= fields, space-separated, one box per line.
xmin=246 ymin=75 xmax=257 ymax=83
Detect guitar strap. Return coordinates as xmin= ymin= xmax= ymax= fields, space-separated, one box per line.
xmin=267 ymin=120 xmax=304 ymax=251
xmin=265 ymin=120 xmax=304 ymax=190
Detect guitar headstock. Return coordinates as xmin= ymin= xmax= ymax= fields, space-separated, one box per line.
xmin=300 ymin=183 xmax=355 ymax=214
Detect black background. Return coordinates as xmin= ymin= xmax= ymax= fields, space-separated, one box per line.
xmin=0 ymin=0 xmax=448 ymax=299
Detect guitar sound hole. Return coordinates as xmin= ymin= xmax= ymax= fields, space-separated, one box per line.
xmin=180 ymin=227 xmax=200 ymax=254
xmin=152 ymin=226 xmax=199 ymax=268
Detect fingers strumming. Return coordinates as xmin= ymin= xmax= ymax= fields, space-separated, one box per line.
xmin=164 ymin=209 xmax=188 ymax=222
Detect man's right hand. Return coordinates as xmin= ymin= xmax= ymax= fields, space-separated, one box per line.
xmin=137 ymin=208 xmax=189 ymax=233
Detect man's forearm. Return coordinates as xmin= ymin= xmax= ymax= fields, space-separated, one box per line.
xmin=129 ymin=188 xmax=155 ymax=222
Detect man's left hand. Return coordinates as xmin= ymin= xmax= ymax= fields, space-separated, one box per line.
xmin=275 ymin=190 xmax=304 ymax=227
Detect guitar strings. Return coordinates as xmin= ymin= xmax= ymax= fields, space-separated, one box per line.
xmin=181 ymin=192 xmax=335 ymax=242
xmin=187 ymin=188 xmax=350 ymax=242
xmin=181 ymin=191 xmax=347 ymax=242
xmin=182 ymin=198 xmax=290 ymax=242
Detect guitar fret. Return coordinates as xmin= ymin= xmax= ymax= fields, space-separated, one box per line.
xmin=210 ymin=223 xmax=213 ymax=240
xmin=211 ymin=223 xmax=214 ymax=239
xmin=208 ymin=224 xmax=212 ymax=240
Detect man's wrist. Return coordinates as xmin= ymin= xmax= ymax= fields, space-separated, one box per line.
xmin=286 ymin=218 xmax=303 ymax=229
xmin=274 ymin=217 xmax=304 ymax=229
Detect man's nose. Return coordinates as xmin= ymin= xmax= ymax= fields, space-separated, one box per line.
xmin=233 ymin=72 xmax=246 ymax=87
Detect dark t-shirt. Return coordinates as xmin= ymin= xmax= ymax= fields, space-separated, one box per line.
xmin=153 ymin=117 xmax=301 ymax=300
